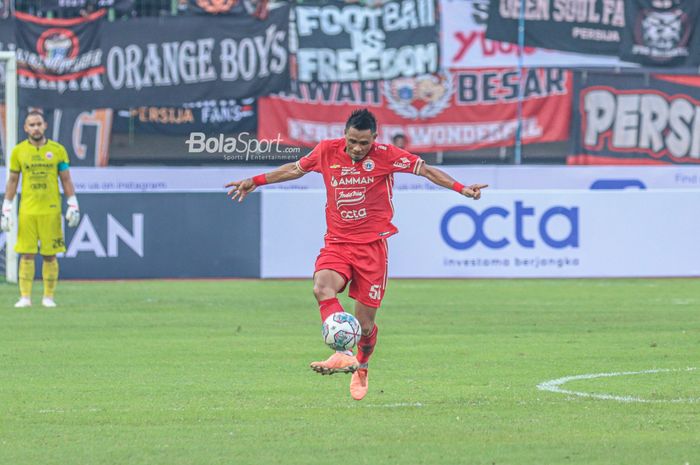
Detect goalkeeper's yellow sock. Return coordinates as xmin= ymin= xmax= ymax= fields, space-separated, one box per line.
xmin=42 ymin=259 xmax=59 ymax=299
xmin=18 ymin=258 xmax=35 ymax=298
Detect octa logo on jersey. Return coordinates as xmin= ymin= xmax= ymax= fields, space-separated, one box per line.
xmin=440 ymin=202 xmax=579 ymax=250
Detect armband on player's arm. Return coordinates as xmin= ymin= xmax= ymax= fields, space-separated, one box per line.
xmin=252 ymin=174 xmax=268 ymax=186
xmin=65 ymin=195 xmax=80 ymax=228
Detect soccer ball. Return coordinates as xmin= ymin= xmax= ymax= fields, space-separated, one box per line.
xmin=322 ymin=312 xmax=361 ymax=351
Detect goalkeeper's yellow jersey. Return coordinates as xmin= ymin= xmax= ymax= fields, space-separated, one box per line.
xmin=10 ymin=139 xmax=71 ymax=216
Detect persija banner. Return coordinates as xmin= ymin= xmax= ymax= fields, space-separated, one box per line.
xmin=294 ymin=0 xmax=439 ymax=82
xmin=485 ymin=0 xmax=626 ymax=56
xmin=14 ymin=6 xmax=290 ymax=108
xmin=112 ymin=99 xmax=256 ymax=136
xmin=569 ymin=71 xmax=700 ymax=165
xmin=441 ymin=0 xmax=630 ymax=68
xmin=620 ymin=0 xmax=700 ymax=66
xmin=259 ymin=68 xmax=572 ymax=152
xmin=15 ymin=10 xmax=106 ymax=84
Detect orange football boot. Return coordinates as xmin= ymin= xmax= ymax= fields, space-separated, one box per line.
xmin=310 ymin=352 xmax=359 ymax=375
xmin=349 ymin=368 xmax=368 ymax=400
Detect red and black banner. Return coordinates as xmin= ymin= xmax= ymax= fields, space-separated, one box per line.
xmin=15 ymin=10 xmax=106 ymax=84
xmin=112 ymin=99 xmax=256 ymax=136
xmin=12 ymin=6 xmax=290 ymax=108
xmin=569 ymin=71 xmax=700 ymax=165
xmin=620 ymin=0 xmax=700 ymax=66
xmin=259 ymin=68 xmax=572 ymax=153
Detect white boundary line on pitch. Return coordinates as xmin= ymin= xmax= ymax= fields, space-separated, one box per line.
xmin=537 ymin=367 xmax=699 ymax=403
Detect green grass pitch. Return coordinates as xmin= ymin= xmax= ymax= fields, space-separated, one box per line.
xmin=1 ymin=278 xmax=698 ymax=465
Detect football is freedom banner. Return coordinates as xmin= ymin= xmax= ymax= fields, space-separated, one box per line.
xmin=294 ymin=0 xmax=439 ymax=82
xmin=259 ymin=68 xmax=572 ymax=152
xmin=13 ymin=6 xmax=290 ymax=108
xmin=569 ymin=71 xmax=700 ymax=165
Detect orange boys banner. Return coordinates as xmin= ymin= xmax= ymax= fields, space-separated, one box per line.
xmin=259 ymin=68 xmax=572 ymax=153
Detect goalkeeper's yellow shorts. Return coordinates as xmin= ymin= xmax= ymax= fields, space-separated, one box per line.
xmin=15 ymin=213 xmax=66 ymax=255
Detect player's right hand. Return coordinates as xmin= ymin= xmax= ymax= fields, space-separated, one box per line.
xmin=225 ymin=178 xmax=257 ymax=203
xmin=1 ymin=199 xmax=13 ymax=232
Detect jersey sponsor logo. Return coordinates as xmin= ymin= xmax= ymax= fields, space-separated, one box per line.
xmin=362 ymin=159 xmax=375 ymax=172
xmin=340 ymin=208 xmax=367 ymax=221
xmin=340 ymin=166 xmax=361 ymax=176
xmin=331 ymin=176 xmax=374 ymax=186
xmin=335 ymin=187 xmax=366 ymax=208
xmin=393 ymin=157 xmax=412 ymax=169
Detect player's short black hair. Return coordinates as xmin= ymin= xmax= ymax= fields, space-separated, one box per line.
xmin=25 ymin=110 xmax=45 ymax=122
xmin=345 ymin=109 xmax=377 ymax=133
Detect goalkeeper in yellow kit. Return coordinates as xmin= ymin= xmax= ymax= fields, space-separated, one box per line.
xmin=1 ymin=111 xmax=80 ymax=308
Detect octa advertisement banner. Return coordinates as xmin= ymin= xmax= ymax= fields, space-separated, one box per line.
xmin=569 ymin=71 xmax=700 ymax=165
xmin=261 ymin=189 xmax=700 ymax=278
xmin=259 ymin=68 xmax=572 ymax=152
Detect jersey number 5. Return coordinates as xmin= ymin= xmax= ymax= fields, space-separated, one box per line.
xmin=369 ymin=285 xmax=381 ymax=301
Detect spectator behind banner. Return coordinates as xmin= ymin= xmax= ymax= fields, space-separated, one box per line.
xmin=392 ymin=133 xmax=407 ymax=150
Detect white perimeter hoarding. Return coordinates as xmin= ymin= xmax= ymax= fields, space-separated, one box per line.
xmin=0 ymin=166 xmax=696 ymax=192
xmin=261 ymin=190 xmax=700 ymax=278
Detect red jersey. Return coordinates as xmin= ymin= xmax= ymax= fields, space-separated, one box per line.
xmin=296 ymin=138 xmax=424 ymax=244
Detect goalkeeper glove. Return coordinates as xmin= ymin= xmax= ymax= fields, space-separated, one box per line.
xmin=1 ymin=199 xmax=12 ymax=232
xmin=65 ymin=195 xmax=80 ymax=228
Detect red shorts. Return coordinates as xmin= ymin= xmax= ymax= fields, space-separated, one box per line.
xmin=314 ymin=239 xmax=388 ymax=308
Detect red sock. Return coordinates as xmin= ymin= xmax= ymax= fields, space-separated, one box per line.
xmin=319 ymin=297 xmax=344 ymax=322
xmin=357 ymin=324 xmax=378 ymax=365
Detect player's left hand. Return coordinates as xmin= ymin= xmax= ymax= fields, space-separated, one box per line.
xmin=225 ymin=178 xmax=257 ymax=203
xmin=65 ymin=195 xmax=80 ymax=228
xmin=462 ymin=184 xmax=489 ymax=200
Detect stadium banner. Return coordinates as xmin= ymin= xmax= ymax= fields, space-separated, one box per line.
xmin=34 ymin=0 xmax=135 ymax=14
xmin=15 ymin=10 xmax=106 ymax=84
xmin=258 ymin=68 xmax=572 ymax=152
xmin=59 ymin=193 xmax=261 ymax=278
xmin=112 ymin=99 xmax=256 ymax=136
xmin=569 ymin=71 xmax=700 ymax=165
xmin=261 ymin=189 xmax=700 ymax=278
xmin=294 ymin=0 xmax=439 ymax=82
xmin=619 ymin=0 xmax=700 ymax=66
xmin=441 ymin=0 xmax=631 ymax=68
xmin=15 ymin=5 xmax=290 ymax=107
xmin=485 ymin=0 xmax=626 ymax=56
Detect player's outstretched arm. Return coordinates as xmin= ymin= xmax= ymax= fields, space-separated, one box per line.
xmin=418 ymin=163 xmax=488 ymax=200
xmin=225 ymin=162 xmax=306 ymax=203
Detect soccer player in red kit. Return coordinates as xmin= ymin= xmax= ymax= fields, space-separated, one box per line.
xmin=226 ymin=109 xmax=487 ymax=400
